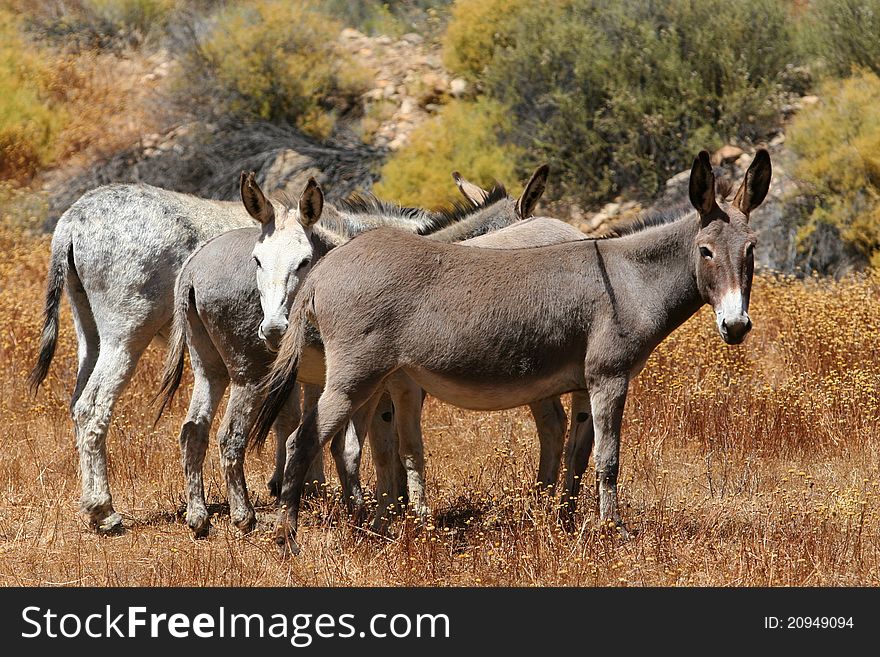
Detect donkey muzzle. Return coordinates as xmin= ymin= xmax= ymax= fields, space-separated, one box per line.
xmin=719 ymin=315 xmax=752 ymax=345
xmin=259 ymin=317 xmax=289 ymax=352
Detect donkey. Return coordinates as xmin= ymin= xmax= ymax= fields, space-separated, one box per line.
xmin=256 ymin=149 xmax=771 ymax=554
xmin=156 ymin=168 xmax=579 ymax=536
xmin=28 ymin=179 xmax=468 ymax=533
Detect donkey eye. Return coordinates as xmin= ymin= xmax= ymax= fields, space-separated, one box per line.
xmin=296 ymin=257 xmax=311 ymax=271
xmin=253 ymin=256 xmax=262 ymax=269
xmin=699 ymin=246 xmax=714 ymax=260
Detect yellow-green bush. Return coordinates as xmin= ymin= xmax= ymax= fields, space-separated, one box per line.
xmin=85 ymin=0 xmax=175 ymax=35
xmin=0 ymin=10 xmax=66 ymax=182
xmin=442 ymin=0 xmax=536 ymax=82
xmin=788 ymin=70 xmax=880 ymax=268
xmin=373 ymin=98 xmax=520 ymax=209
xmin=175 ymin=0 xmax=369 ymax=139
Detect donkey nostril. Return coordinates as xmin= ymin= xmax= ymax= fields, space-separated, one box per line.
xmin=720 ymin=319 xmax=728 ymax=332
xmin=745 ymin=318 xmax=752 ymax=333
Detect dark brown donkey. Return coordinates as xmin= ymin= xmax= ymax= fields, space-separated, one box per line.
xmin=256 ymin=150 xmax=771 ymax=554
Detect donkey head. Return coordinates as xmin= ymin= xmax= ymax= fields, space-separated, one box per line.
xmin=240 ymin=172 xmax=323 ymax=351
xmin=452 ymin=164 xmax=550 ymax=218
xmin=689 ymin=149 xmax=771 ymax=345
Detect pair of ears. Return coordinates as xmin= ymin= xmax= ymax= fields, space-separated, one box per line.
xmin=453 ymin=164 xmax=550 ymax=219
xmin=689 ymin=149 xmax=772 ymax=223
xmin=239 ymin=171 xmax=323 ymax=229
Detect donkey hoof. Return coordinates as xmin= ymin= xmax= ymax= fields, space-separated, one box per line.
xmin=95 ymin=511 xmax=125 ymax=535
xmin=412 ymin=504 xmax=431 ymax=522
xmin=599 ymin=518 xmax=632 ymax=541
xmin=274 ymin=528 xmax=301 ymax=558
xmin=232 ymin=512 xmax=257 ymax=535
xmin=558 ymin=508 xmax=578 ymax=533
xmin=187 ymin=512 xmax=211 ymax=539
xmin=267 ymin=478 xmax=281 ymax=498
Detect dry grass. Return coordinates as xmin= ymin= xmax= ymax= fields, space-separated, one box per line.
xmin=1 ymin=220 xmax=879 ymax=586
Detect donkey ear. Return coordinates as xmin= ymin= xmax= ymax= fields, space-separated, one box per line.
xmin=516 ymin=164 xmax=549 ymax=218
xmin=452 ymin=171 xmax=490 ymax=207
xmin=298 ymin=178 xmax=323 ymax=228
xmin=732 ymin=149 xmax=771 ymax=218
xmin=240 ymin=171 xmax=274 ymax=225
xmin=688 ymin=151 xmax=717 ymax=221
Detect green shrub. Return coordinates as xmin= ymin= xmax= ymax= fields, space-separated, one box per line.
xmin=444 ymin=0 xmax=802 ymax=206
xmin=798 ymin=0 xmax=880 ymax=77
xmin=788 ymin=71 xmax=880 ymax=268
xmin=85 ymin=0 xmax=175 ymax=36
xmin=8 ymin=0 xmax=175 ymax=50
xmin=373 ymin=98 xmax=520 ymax=208
xmin=173 ymin=0 xmax=369 ymax=139
xmin=0 ymin=10 xmax=66 ymax=182
xmin=442 ymin=0 xmax=534 ymax=82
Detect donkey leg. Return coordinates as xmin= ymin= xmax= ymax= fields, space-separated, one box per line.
xmin=528 ymin=396 xmax=567 ymax=494
xmin=269 ymin=384 xmax=302 ymax=499
xmin=71 ymin=340 xmax=146 ymax=533
xmin=178 ymin=372 xmax=227 ymax=537
xmin=368 ymin=391 xmax=405 ymax=532
xmin=563 ymin=390 xmax=595 ymax=516
xmin=277 ymin=379 xmax=384 ymax=555
xmin=67 ymin=273 xmax=99 ymax=410
xmin=330 ymin=392 xmax=382 ymax=519
xmin=300 ymin=384 xmax=327 ymax=498
xmin=386 ymin=375 xmax=430 ymax=520
xmin=218 ymin=383 xmax=264 ymax=533
xmin=589 ymin=376 xmax=629 ymax=535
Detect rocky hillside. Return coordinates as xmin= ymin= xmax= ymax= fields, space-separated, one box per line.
xmin=32 ymin=25 xmax=835 ymax=275
xmin=41 ymin=27 xmax=460 ymax=228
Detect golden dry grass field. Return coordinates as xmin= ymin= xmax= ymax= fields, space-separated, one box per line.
xmin=1 ymin=220 xmax=879 ymax=586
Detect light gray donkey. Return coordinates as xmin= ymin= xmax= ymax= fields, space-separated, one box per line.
xmin=156 ymin=168 xmax=590 ymax=536
xmin=255 ymin=149 xmax=772 ymax=555
xmin=28 ymin=180 xmax=461 ymax=533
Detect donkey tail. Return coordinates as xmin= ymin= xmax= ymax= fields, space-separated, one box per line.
xmin=28 ymin=227 xmax=72 ymax=394
xmin=153 ymin=269 xmax=194 ymax=424
xmin=248 ymin=284 xmax=314 ymax=452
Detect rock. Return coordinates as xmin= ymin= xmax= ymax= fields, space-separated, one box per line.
xmin=401 ymin=32 xmax=424 ymax=45
xmin=800 ymin=95 xmax=819 ymax=106
xmin=665 ymin=169 xmax=690 ymax=189
xmin=711 ymin=144 xmax=744 ymax=166
xmin=399 ymin=97 xmax=417 ymax=117
xmin=264 ymin=150 xmax=318 ymax=196
xmin=341 ymin=28 xmax=365 ymax=40
xmin=450 ymin=78 xmax=468 ymax=97
xmin=376 ymin=35 xmax=392 ymax=46
xmin=388 ymin=134 xmax=409 ymax=151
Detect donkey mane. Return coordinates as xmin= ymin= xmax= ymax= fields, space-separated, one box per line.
xmin=598 ymin=178 xmax=735 ymax=240
xmin=338 ymin=183 xmax=509 ymax=234
xmin=430 ymin=183 xmax=508 ymax=229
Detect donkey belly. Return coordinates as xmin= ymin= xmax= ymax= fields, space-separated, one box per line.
xmin=296 ymin=345 xmax=327 ymax=387
xmin=406 ymin=367 xmax=580 ymax=411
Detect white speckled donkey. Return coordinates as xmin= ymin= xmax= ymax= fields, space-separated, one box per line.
xmin=28 ymin=178 xmax=459 ymax=533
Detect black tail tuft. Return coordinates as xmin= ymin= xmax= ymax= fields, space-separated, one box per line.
xmin=28 ymin=240 xmax=71 ymax=394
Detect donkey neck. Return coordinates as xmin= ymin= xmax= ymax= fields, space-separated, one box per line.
xmin=598 ymin=214 xmax=704 ymax=345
